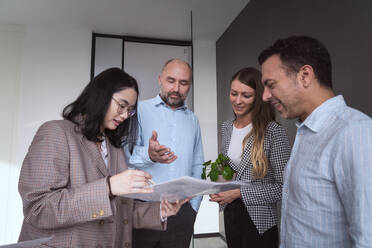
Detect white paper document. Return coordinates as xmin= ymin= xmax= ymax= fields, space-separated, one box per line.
xmin=122 ymin=176 xmax=249 ymax=202
xmin=0 ymin=236 xmax=53 ymax=248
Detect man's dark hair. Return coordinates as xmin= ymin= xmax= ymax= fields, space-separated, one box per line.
xmin=258 ymin=35 xmax=332 ymax=89
xmin=63 ymin=67 xmax=139 ymax=150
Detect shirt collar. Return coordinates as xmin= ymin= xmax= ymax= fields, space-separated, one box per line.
xmin=296 ymin=95 xmax=346 ymax=132
xmin=153 ymin=94 xmax=188 ymax=110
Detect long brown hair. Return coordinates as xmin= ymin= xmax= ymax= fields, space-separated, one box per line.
xmin=231 ymin=67 xmax=275 ymax=179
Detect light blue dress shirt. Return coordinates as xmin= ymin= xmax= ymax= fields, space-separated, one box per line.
xmin=126 ymin=95 xmax=204 ymax=211
xmin=280 ymin=95 xmax=372 ymax=248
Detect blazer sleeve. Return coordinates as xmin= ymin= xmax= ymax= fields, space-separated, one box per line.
xmin=240 ymin=124 xmax=291 ymax=206
xmin=132 ymin=201 xmax=166 ymax=230
xmin=18 ymin=121 xmax=113 ymax=230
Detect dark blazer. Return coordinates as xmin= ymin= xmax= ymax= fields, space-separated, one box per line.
xmin=18 ymin=120 xmax=165 ymax=247
xmin=221 ymin=120 xmax=290 ymax=234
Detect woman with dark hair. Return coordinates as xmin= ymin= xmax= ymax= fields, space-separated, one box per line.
xmin=210 ymin=67 xmax=290 ymax=247
xmin=18 ymin=68 xmax=185 ymax=247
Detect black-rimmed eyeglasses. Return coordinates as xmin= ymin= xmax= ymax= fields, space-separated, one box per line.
xmin=112 ymin=97 xmax=136 ymax=117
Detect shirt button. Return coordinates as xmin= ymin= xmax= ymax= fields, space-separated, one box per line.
xmin=92 ymin=213 xmax=97 ymax=218
xmin=99 ymin=210 xmax=105 ymax=216
xmin=99 ymin=220 xmax=104 ymax=225
xmin=124 ymin=242 xmax=131 ymax=247
xmin=122 ymin=219 xmax=129 ymax=224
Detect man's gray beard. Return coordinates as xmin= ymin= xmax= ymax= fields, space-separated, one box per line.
xmin=160 ymin=94 xmax=185 ymax=108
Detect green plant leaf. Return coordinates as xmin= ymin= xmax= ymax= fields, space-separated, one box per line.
xmin=201 ymin=154 xmax=232 ymax=181
xmin=211 ymin=162 xmax=218 ymax=171
xmin=203 ymin=160 xmax=211 ymax=166
xmin=222 ymin=166 xmax=234 ymax=180
xmin=220 ymin=154 xmax=229 ymax=161
xmin=201 ymin=167 xmax=206 ymax=179
xmin=209 ymin=169 xmax=219 ymax=182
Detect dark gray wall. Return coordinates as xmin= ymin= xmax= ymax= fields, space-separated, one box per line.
xmin=216 ymin=0 xmax=372 ymax=149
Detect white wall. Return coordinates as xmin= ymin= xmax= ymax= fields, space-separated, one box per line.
xmin=193 ymin=40 xmax=219 ymax=234
xmin=0 ymin=25 xmax=219 ymax=244
xmin=0 ymin=24 xmax=91 ymax=245
xmin=0 ymin=23 xmax=24 ymax=245
xmin=16 ymin=26 xmax=91 ymax=157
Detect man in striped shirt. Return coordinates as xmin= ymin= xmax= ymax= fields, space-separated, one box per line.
xmin=258 ymin=35 xmax=372 ymax=248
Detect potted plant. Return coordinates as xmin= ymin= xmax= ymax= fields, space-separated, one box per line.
xmin=201 ymin=153 xmax=235 ymax=182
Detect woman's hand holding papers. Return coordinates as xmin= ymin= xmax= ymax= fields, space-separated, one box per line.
xmin=209 ymin=189 xmax=241 ymax=205
xmin=110 ymin=169 xmax=154 ymax=196
xmin=160 ymin=198 xmax=191 ymax=219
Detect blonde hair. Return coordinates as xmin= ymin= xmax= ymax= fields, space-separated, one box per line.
xmin=242 ymin=128 xmax=268 ymax=179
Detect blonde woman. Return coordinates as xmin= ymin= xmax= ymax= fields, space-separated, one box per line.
xmin=210 ymin=67 xmax=290 ymax=247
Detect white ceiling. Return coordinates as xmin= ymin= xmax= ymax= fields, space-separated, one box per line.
xmin=0 ymin=0 xmax=250 ymax=41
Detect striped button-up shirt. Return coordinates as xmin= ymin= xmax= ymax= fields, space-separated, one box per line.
xmin=280 ymin=95 xmax=372 ymax=248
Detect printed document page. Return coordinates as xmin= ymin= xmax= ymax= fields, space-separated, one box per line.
xmin=122 ymin=176 xmax=248 ymax=202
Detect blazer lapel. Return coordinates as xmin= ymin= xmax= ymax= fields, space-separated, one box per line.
xmin=80 ymin=135 xmax=109 ymax=177
xmin=223 ymin=120 xmax=233 ymax=155
xmin=239 ymin=134 xmax=254 ymax=176
xmin=107 ymin=142 xmax=120 ymax=175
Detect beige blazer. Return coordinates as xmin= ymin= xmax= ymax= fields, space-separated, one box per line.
xmin=18 ymin=120 xmax=164 ymax=248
